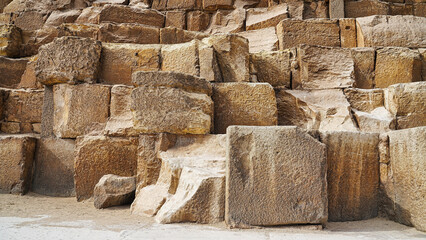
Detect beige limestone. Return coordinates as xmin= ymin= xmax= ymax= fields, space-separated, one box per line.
xmin=35 ymin=36 xmax=102 ymax=85
xmin=74 ymin=136 xmax=138 ymax=201
xmin=250 ymin=50 xmax=290 ymax=87
xmin=339 ymin=18 xmax=356 ymax=48
xmin=226 ymin=126 xmax=327 ymax=228
xmin=206 ymin=9 xmax=246 ymax=34
xmin=344 ymin=88 xmax=384 ymax=113
xmin=98 ymin=5 xmax=165 ymax=27
xmin=53 ymin=84 xmax=110 ymax=138
xmin=203 ymin=0 xmax=233 ymax=10
xmin=0 ymin=24 xmax=21 ymax=58
xmin=56 ymin=23 xmax=99 ymax=39
xmin=13 ymin=11 xmax=45 ymax=31
xmin=75 ymin=7 xmax=102 ymax=24
xmin=44 ymin=10 xmax=82 ymax=27
xmin=19 ymin=60 xmax=43 ymax=89
xmin=351 ymin=47 xmax=375 ymax=89
xmin=3 ymin=89 xmax=43 ymax=124
xmin=186 ymin=10 xmax=210 ymax=32
xmin=131 ymin=184 xmax=170 ymax=216
xmin=159 ymin=27 xmax=209 ymax=44
xmin=236 ymin=27 xmax=278 ymax=53
xmin=304 ymin=1 xmax=328 ymax=19
xmin=345 ymin=0 xmax=389 ymax=18
xmin=329 ymin=0 xmax=344 ymax=19
xmin=165 ymin=11 xmax=185 ymax=29
xmin=161 ymin=40 xmax=199 ymax=76
xmin=0 ymin=56 xmax=28 ymax=88
xmin=212 ymin=83 xmax=277 ymax=134
xmin=199 ymin=42 xmax=222 ymax=82
xmin=98 ymin=23 xmax=160 ymax=44
xmin=322 ymin=131 xmax=379 ymax=221
xmin=246 ymin=4 xmax=288 ymax=31
xmin=0 ymin=135 xmax=36 ymax=194
xmin=94 ymin=174 xmax=136 ymax=209
xmin=353 ymin=107 xmax=396 ymax=133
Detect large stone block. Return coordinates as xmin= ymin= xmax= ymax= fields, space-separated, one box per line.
xmin=384 ymin=82 xmax=426 ymax=129
xmin=3 ymin=89 xmax=43 ymax=123
xmin=131 ymin=71 xmax=213 ymax=134
xmin=356 ymin=15 xmax=426 ymax=48
xmin=250 ymin=50 xmax=290 ymax=87
xmin=99 ymin=23 xmax=160 ymax=44
xmin=186 ymin=10 xmax=210 ymax=32
xmin=329 ymin=0 xmax=344 ymax=19
xmin=344 ymin=88 xmax=384 ymax=113
xmin=14 ymin=11 xmax=45 ymax=31
xmin=165 ymin=11 xmax=186 ymax=29
xmin=0 ymin=56 xmax=28 ymax=88
xmin=321 ymin=131 xmax=379 ymax=221
xmin=0 ymin=24 xmax=21 ymax=57
xmin=74 ymin=136 xmax=138 ymax=201
xmin=198 ymin=42 xmax=222 ymax=82
xmin=226 ymin=126 xmax=327 ymax=228
xmin=32 ymin=138 xmax=75 ymax=197
xmin=345 ymin=0 xmax=389 ymax=18
xmin=35 ymin=36 xmax=102 ymax=85
xmin=57 ymin=23 xmax=99 ymax=39
xmin=0 ymin=135 xmax=36 ymax=194
xmin=203 ymin=0 xmax=233 ymax=10
xmin=382 ymin=127 xmax=426 ymax=231
xmin=53 ymin=84 xmax=110 ymax=138
xmin=295 ymin=45 xmax=354 ymax=90
xmin=94 ymin=174 xmax=136 ymax=209
xmin=98 ymin=5 xmax=165 ymax=27
xmin=276 ymin=19 xmax=340 ymax=50
xmin=44 ymin=10 xmax=82 ymax=27
xmin=206 ymin=9 xmax=246 ymax=34
xmin=246 ymin=3 xmax=288 ymax=31
xmin=339 ymin=18 xmax=357 ymax=48
xmin=212 ymin=83 xmax=277 ymax=134
xmin=353 ymin=107 xmax=396 ymax=133
xmin=100 ymin=43 xmax=161 ymax=85
xmin=159 ymin=27 xmax=209 ymax=44
xmin=375 ymin=47 xmax=422 ymax=88
xmin=161 ymin=40 xmax=199 ymax=76
xmin=236 ymin=27 xmax=278 ymax=53
xmin=351 ymin=47 xmax=375 ymax=89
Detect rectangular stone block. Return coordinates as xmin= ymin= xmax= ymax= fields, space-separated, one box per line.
xmin=159 ymin=27 xmax=209 ymax=44
xmin=351 ymin=47 xmax=375 ymax=89
xmin=41 ymin=85 xmax=53 ymax=137
xmin=321 ymin=131 xmax=379 ymax=221
xmin=53 ymin=84 xmax=110 ymax=138
xmin=246 ymin=3 xmax=288 ymax=31
xmin=98 ymin=5 xmax=165 ymax=27
xmin=0 ymin=135 xmax=36 ymax=194
xmin=344 ymin=88 xmax=384 ymax=113
xmin=329 ymin=0 xmax=344 ymax=19
xmin=345 ymin=0 xmax=389 ymax=18
xmin=32 ymin=138 xmax=76 ymax=197
xmin=0 ymin=24 xmax=21 ymax=57
xmin=250 ymin=50 xmax=291 ymax=88
xmin=203 ymin=0 xmax=233 ymax=10
xmin=0 ymin=56 xmax=28 ymax=88
xmin=165 ymin=11 xmax=186 ymax=29
xmin=339 ymin=18 xmax=356 ymax=48
xmin=212 ymin=83 xmax=277 ymax=134
xmin=186 ymin=10 xmax=210 ymax=32
xmin=237 ymin=27 xmax=278 ymax=53
xmin=3 ymin=89 xmax=44 ymax=123
xmin=226 ymin=126 xmax=327 ymax=227
xmin=99 ymin=23 xmax=160 ymax=44
xmin=199 ymin=42 xmax=222 ymax=82
xmin=161 ymin=40 xmax=199 ymax=76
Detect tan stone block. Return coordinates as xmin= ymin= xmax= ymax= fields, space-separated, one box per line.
xmin=32 ymin=138 xmax=75 ymax=197
xmin=226 ymin=126 xmax=327 ymax=227
xmin=414 ymin=3 xmax=426 ymax=17
xmin=295 ymin=45 xmax=354 ymax=90
xmin=161 ymin=40 xmax=199 ymax=76
xmin=344 ymin=88 xmax=384 ymax=112
xmin=53 ymin=84 xmax=110 ymax=138
xmin=237 ymin=27 xmax=278 ymax=53
xmin=20 ymin=27 xmax=59 ymax=57
xmin=303 ymin=1 xmax=328 ymax=19
xmin=375 ymin=47 xmax=422 ymax=88
xmin=159 ymin=27 xmax=209 ymax=44
xmin=14 ymin=11 xmax=45 ymax=31
xmin=345 ymin=0 xmax=389 ymax=18
xmin=100 ymin=43 xmax=161 ymax=85
xmin=131 ymin=184 xmax=169 ymax=217
xmin=329 ymin=0 xmax=344 ymax=19
xmin=75 ymin=6 xmax=102 ymax=24
xmin=203 ymin=0 xmax=234 ymax=10
xmin=212 ymin=83 xmax=277 ymax=134
xmin=321 ymin=131 xmax=379 ymax=221
xmin=1 ymin=122 xmax=20 ymax=134
xmin=351 ymin=47 xmax=375 ymax=89
xmin=99 ymin=23 xmax=160 ymax=44
xmin=339 ymin=18 xmax=356 ymax=48
xmin=4 ymin=0 xmax=72 ymax=13
xmin=0 ymin=56 xmax=28 ymax=88
xmin=74 ymin=136 xmax=137 ymax=201
xmin=246 ymin=3 xmax=288 ymax=31
xmin=98 ymin=5 xmax=165 ymax=28
xmin=0 ymin=0 xmax=13 ymax=12
xmin=0 ymin=13 xmax=12 ymax=24
xmin=57 ymin=23 xmax=100 ymax=39
xmin=287 ymin=1 xmax=303 ymax=19
xmin=0 ymin=24 xmax=21 ymax=57
xmin=0 ymin=135 xmax=36 ymax=194
xmin=19 ymin=60 xmax=43 ymax=89
xmin=356 ymin=15 xmax=426 ymax=48
xmin=353 ymin=108 xmax=396 ymax=133
xmin=206 ymin=9 xmax=246 ymax=34
xmin=3 ymin=89 xmax=43 ymax=123
xmin=94 ymin=174 xmax=136 ymax=209
xmin=35 ymin=36 xmax=102 ymax=85
xmin=276 ymin=19 xmax=340 ymax=50
xmin=44 ymin=10 xmax=82 ymax=27
xmin=166 ymin=0 xmax=200 ymax=10
xmin=250 ymin=50 xmax=290 ymax=87
xmin=165 ymin=11 xmax=186 ymax=29
xmin=389 ymin=3 xmax=414 ymax=15
xmin=186 ymin=10 xmax=210 ymax=32
xmin=199 ymin=42 xmax=222 ymax=82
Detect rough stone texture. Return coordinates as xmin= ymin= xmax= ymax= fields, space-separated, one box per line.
xmin=202 ymin=35 xmax=250 ymax=82
xmin=165 ymin=11 xmax=186 ymax=29
xmin=74 ymin=136 xmax=138 ymax=201
xmin=32 ymin=138 xmax=75 ymax=197
xmin=186 ymin=10 xmax=210 ymax=32
xmin=356 ymin=15 xmax=426 ymax=48
xmin=226 ymin=126 xmax=327 ymax=228
xmin=344 ymin=88 xmax=384 ymax=113
xmin=3 ymin=89 xmax=43 ymax=124
xmin=98 ymin=5 xmax=165 ymax=27
xmin=321 ymin=131 xmax=379 ymax=222
xmin=57 ymin=23 xmax=99 ymax=39
xmin=382 ymin=127 xmax=426 ymax=232
xmin=375 ymin=47 xmax=422 ymax=88
xmin=384 ymin=82 xmax=426 ymax=129
xmin=206 ymin=9 xmax=246 ymax=34
xmin=329 ymin=0 xmax=344 ymax=19
xmin=136 ymin=134 xmax=161 ymax=188
xmin=131 ymin=71 xmax=213 ymax=134
xmin=421 ymin=48 xmax=426 ymax=82
xmin=13 ymin=11 xmax=45 ymax=31
xmin=351 ymin=47 xmax=375 ymax=89
xmin=19 ymin=60 xmax=43 ymax=89
xmin=0 ymin=56 xmax=28 ymax=88
xmin=75 ymin=6 xmax=102 ymax=24
xmin=44 ymin=10 xmax=82 ymax=27
xmin=295 ymin=45 xmax=354 ymax=90
xmin=93 ymin=0 xmax=130 ymax=6
xmin=203 ymin=0 xmax=233 ymax=10
xmin=0 ymin=0 xmax=13 ymax=12
xmin=345 ymin=0 xmax=389 ymax=18
xmin=198 ymin=42 xmax=222 ymax=82
xmin=212 ymin=83 xmax=277 ymax=134
xmin=159 ymin=27 xmax=209 ymax=44
xmin=0 ymin=24 xmax=21 ymax=58
xmin=53 ymin=84 xmax=110 ymax=138
xmin=161 ymin=40 xmax=199 ymax=76
xmin=246 ymin=4 xmax=288 ymax=31
xmin=131 ymin=184 xmax=169 ymax=216
xmin=276 ymin=19 xmax=340 ymax=50
xmin=0 ymin=135 xmax=36 ymax=194
xmin=3 ymin=0 xmax=72 ymax=14
xmin=304 ymin=1 xmax=328 ymax=19
xmin=353 ymin=107 xmax=396 ymax=133
xmin=339 ymin=18 xmax=356 ymax=48
xmin=99 ymin=23 xmax=160 ymax=44
xmin=236 ymin=27 xmax=278 ymax=53
xmin=40 ymin=86 xmax=53 ymax=137
xmin=275 ymin=88 xmax=358 ymax=132
xmin=35 ymin=36 xmax=102 ymax=85
xmin=94 ymin=174 xmax=136 ymax=209
xmin=250 ymin=50 xmax=290 ymax=88
xmin=100 ymin=43 xmax=161 ymax=85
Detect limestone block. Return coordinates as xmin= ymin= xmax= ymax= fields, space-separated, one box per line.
xmin=356 ymin=15 xmax=426 ymax=48
xmin=339 ymin=18 xmax=356 ymax=48
xmin=53 ymin=84 xmax=110 ymax=138
xmin=165 ymin=11 xmax=186 ymax=29
xmin=159 ymin=27 xmax=209 ymax=44
xmin=345 ymin=0 xmax=389 ymax=18
xmin=44 ymin=10 xmax=82 ymax=27
xmin=131 ymin=184 xmax=170 ymax=216
xmin=389 ymin=3 xmax=414 ymax=15
xmin=94 ymin=174 xmax=136 ymax=209
xmin=19 ymin=60 xmax=43 ymax=89
xmin=32 ymin=138 xmax=75 ymax=197
xmin=344 ymin=88 xmax=384 ymax=113
xmin=0 ymin=135 xmax=36 ymax=194
xmin=74 ymin=136 xmax=138 ymax=201
xmin=186 ymin=11 xmax=210 ymax=32
xmin=226 ymin=126 xmax=327 ymax=228
xmin=57 ymin=23 xmax=99 ymax=39
xmin=212 ymin=83 xmax=277 ymax=134
xmin=353 ymin=107 xmax=396 ymax=133
xmin=295 ymin=45 xmax=354 ymax=90
xmin=3 ymin=89 xmax=43 ymax=123
xmin=35 ymin=36 xmax=102 ymax=85
xmin=99 ymin=23 xmax=160 ymax=44
xmin=203 ymin=0 xmax=234 ymax=10
xmin=75 ymin=7 xmax=102 ymax=24
xmin=131 ymin=71 xmax=213 ymax=134
xmin=250 ymin=50 xmax=290 ymax=87
xmin=199 ymin=42 xmax=222 ymax=82
xmin=321 ymin=131 xmax=379 ymax=221
xmin=375 ymin=47 xmax=422 ymax=88
xmin=98 ymin=5 xmax=165 ymax=27
xmin=236 ymin=27 xmax=278 ymax=53
xmin=3 ymin=0 xmax=72 ymax=14
xmin=20 ymin=27 xmax=59 ymax=57
xmin=0 ymin=56 xmax=28 ymax=88
xmin=202 ymin=35 xmax=250 ymax=82
xmin=0 ymin=24 xmax=21 ymax=57
xmin=206 ymin=9 xmax=246 ymax=34
xmin=384 ymin=82 xmax=426 ymax=129
xmin=276 ymin=19 xmax=340 ymax=50
xmin=0 ymin=122 xmax=20 ymax=133
xmin=304 ymin=1 xmax=328 ymax=19
xmin=100 ymin=43 xmax=161 ymax=85
xmin=329 ymin=0 xmax=344 ymax=19
xmin=421 ymin=48 xmax=426 ymax=81
xmin=351 ymin=47 xmax=375 ymax=89
xmin=161 ymin=40 xmax=199 ymax=76
xmin=129 ymin=0 xmax=150 ymax=8
xmin=246 ymin=3 xmax=288 ymax=31
xmin=14 ymin=11 xmax=45 ymax=31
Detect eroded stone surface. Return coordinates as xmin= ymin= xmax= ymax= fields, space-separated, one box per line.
xmin=94 ymin=174 xmax=136 ymax=209
xmin=250 ymin=50 xmax=290 ymax=87
xmin=0 ymin=24 xmax=21 ymax=57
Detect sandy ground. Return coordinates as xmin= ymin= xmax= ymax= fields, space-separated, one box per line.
xmin=1 ymin=193 xmax=425 ymax=240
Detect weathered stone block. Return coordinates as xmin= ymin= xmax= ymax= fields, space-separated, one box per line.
xmin=321 ymin=131 xmax=379 ymax=221
xmin=57 ymin=23 xmax=100 ymax=39
xmin=94 ymin=174 xmax=136 ymax=209
xmin=237 ymin=27 xmax=278 ymax=53
xmin=212 ymin=83 xmax=277 ymax=134
xmin=226 ymin=126 xmax=327 ymax=228
xmin=353 ymin=107 xmax=396 ymax=133
xmin=304 ymin=1 xmax=328 ymax=19
xmin=329 ymin=0 xmax=344 ymax=19
xmin=74 ymin=136 xmax=138 ymax=201
xmin=99 ymin=23 xmax=160 ymax=44
xmin=161 ymin=40 xmax=199 ymax=76
xmin=35 ymin=36 xmax=102 ymax=85
xmin=350 ymin=47 xmax=375 ymax=89
xmin=345 ymin=0 xmax=389 ymax=18
xmin=186 ymin=10 xmax=210 ymax=32
xmin=32 ymin=138 xmax=75 ymax=197
xmin=14 ymin=11 xmax=45 ymax=31
xmin=0 ymin=56 xmax=28 ymax=88
xmin=246 ymin=3 xmax=288 ymax=31
xmin=203 ymin=0 xmax=233 ymax=10
xmin=75 ymin=6 xmax=102 ymax=24
xmin=206 ymin=9 xmax=245 ymax=34
xmin=3 ymin=89 xmax=43 ymax=123
xmin=199 ymin=42 xmax=222 ymax=82
xmin=98 ymin=5 xmax=165 ymax=27
xmin=339 ymin=18 xmax=356 ymax=48
xmin=165 ymin=10 xmax=186 ymax=29
xmin=0 ymin=24 xmax=21 ymax=57
xmin=159 ymin=27 xmax=209 ymax=44
xmin=250 ymin=50 xmax=290 ymax=87
xmin=53 ymin=84 xmax=110 ymax=138
xmin=44 ymin=10 xmax=82 ymax=27
xmin=344 ymin=88 xmax=384 ymax=113
xmin=0 ymin=135 xmax=36 ymax=194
